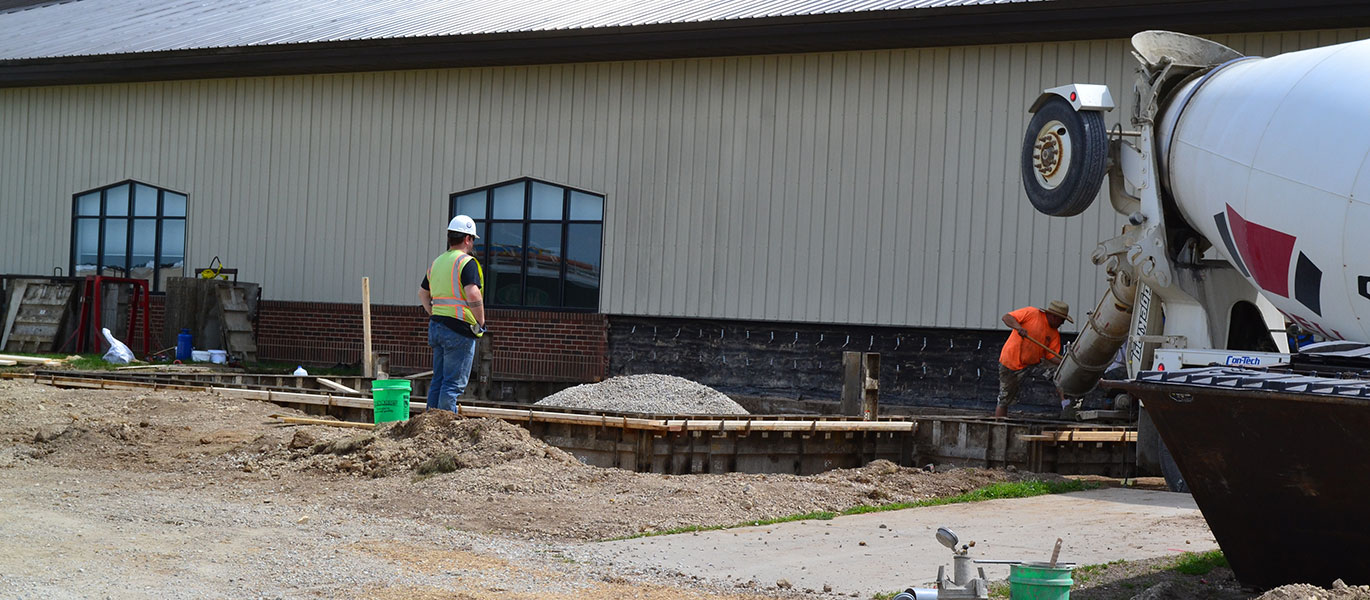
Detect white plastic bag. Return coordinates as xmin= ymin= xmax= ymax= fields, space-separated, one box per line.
xmin=101 ymin=328 xmax=134 ymax=365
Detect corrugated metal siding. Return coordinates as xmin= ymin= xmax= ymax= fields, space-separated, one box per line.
xmin=0 ymin=0 xmax=1043 ymax=60
xmin=0 ymin=29 xmax=1366 ymax=330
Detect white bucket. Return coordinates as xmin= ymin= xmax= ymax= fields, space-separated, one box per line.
xmin=208 ymin=350 xmax=228 ymax=364
xmin=190 ymin=350 xmax=211 ymax=362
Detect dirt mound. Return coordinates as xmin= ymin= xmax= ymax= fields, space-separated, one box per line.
xmin=1258 ymin=580 xmax=1370 ymax=600
xmin=280 ymin=412 xmax=581 ymax=477
xmin=808 ymin=459 xmax=1014 ymax=503
xmin=535 ymin=374 xmax=748 ymax=415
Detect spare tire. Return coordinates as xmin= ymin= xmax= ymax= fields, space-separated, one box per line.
xmin=1020 ymin=96 xmax=1108 ymax=217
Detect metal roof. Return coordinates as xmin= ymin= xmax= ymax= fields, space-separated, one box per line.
xmin=4 ymin=0 xmax=1370 ymax=87
xmin=0 ymin=0 xmax=1041 ymax=61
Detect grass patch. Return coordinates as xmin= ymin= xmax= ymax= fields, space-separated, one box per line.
xmin=871 ymin=592 xmax=901 ymax=600
xmin=606 ymin=479 xmax=1096 ymax=541
xmin=0 ymin=352 xmax=121 ymax=371
xmin=989 ymin=580 xmax=1012 ymax=598
xmin=839 ymin=479 xmax=1096 ymax=516
xmin=246 ymin=360 xmax=361 ymax=377
xmin=613 ymin=510 xmax=838 ymax=540
xmin=64 ymin=354 xmax=120 ymax=370
xmin=1172 ymin=550 xmax=1226 ymax=575
xmin=1074 ymin=559 xmax=1127 ymax=585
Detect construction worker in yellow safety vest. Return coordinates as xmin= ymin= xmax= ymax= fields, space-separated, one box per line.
xmin=418 ymin=215 xmax=486 ymax=412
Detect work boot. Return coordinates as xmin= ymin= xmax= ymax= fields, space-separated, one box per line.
xmin=993 ymin=405 xmax=1008 ymax=419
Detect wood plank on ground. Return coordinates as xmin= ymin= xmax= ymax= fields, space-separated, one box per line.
xmin=0 ymin=353 xmax=61 ymax=365
xmin=316 ymin=377 xmax=361 ymax=395
xmin=1020 ymin=431 xmax=1137 ymax=443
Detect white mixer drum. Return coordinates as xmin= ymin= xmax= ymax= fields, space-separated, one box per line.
xmin=1159 ymin=37 xmax=1370 ymax=342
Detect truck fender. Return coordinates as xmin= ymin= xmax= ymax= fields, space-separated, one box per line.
xmin=1029 ymin=84 xmax=1116 ymax=113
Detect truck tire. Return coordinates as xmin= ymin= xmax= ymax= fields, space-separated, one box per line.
xmin=1020 ymin=96 xmax=1108 ymax=217
xmin=1158 ymin=439 xmax=1190 ymax=494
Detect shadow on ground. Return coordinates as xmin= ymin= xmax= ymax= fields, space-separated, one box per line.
xmin=1069 ymin=557 xmax=1250 ymax=600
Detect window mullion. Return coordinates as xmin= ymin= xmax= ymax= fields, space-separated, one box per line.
xmin=153 ymin=190 xmax=164 ymax=292
xmin=485 ymin=189 xmax=493 ymax=288
xmin=69 ymin=194 xmax=77 ymax=278
xmin=97 ymin=188 xmax=106 ymax=276
xmin=520 ymin=182 xmax=531 ymax=308
xmin=559 ymin=188 xmax=569 ymax=309
xmin=124 ymin=191 xmax=134 ymax=278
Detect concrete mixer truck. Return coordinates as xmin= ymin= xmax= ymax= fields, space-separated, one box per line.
xmin=1021 ymin=31 xmax=1370 ymax=589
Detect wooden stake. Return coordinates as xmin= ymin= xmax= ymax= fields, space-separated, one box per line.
xmin=1049 ymin=538 xmax=1063 ymax=567
xmin=361 ymin=276 xmax=373 ymax=378
xmin=840 ymin=351 xmax=862 ymax=417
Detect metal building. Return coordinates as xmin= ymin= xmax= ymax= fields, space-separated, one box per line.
xmin=2 ymin=0 xmax=1369 ymax=406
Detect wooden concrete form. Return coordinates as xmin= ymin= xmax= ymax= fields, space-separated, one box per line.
xmin=525 ymin=420 xmax=911 ymax=475
xmin=916 ymin=416 xmax=1135 ymax=477
xmin=7 ymin=371 xmax=1135 ymax=477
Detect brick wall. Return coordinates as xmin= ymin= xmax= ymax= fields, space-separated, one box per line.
xmin=224 ymin=300 xmax=608 ymax=380
xmin=486 ymin=309 xmax=609 ymax=381
xmin=254 ymin=301 xmax=432 ymax=369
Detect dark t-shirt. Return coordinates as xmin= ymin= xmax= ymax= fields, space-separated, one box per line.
xmin=422 ymin=258 xmax=482 ymax=338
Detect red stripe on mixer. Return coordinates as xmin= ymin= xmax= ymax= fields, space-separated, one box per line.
xmin=1226 ymin=205 xmax=1296 ymax=298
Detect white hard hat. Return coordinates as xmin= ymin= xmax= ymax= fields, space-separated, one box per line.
xmin=447 ymin=215 xmax=479 ymax=238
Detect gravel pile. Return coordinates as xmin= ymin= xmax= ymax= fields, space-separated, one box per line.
xmin=534 ymin=374 xmax=748 ymax=415
xmin=1258 ymin=580 xmax=1370 ymax=600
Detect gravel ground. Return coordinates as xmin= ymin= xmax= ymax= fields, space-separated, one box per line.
xmin=1064 ymin=553 xmax=1370 ymax=600
xmin=0 ymin=379 xmax=1029 ymax=598
xmin=1258 ymin=581 xmax=1370 ymax=600
xmin=0 ymin=465 xmax=776 ymax=600
xmin=534 ymin=374 xmax=749 ymax=415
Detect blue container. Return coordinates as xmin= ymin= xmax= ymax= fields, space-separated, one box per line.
xmin=176 ymin=328 xmax=193 ymax=361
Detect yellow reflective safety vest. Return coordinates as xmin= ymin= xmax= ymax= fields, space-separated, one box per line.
xmin=428 ymin=249 xmax=485 ymax=336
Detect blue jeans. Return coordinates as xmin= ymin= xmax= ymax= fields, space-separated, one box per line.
xmin=427 ymin=321 xmax=477 ymax=413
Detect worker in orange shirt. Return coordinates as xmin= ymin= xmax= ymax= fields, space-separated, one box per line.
xmin=995 ymin=300 xmax=1072 ymax=418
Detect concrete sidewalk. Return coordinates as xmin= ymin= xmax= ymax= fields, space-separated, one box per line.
xmin=589 ymin=488 xmax=1217 ymax=597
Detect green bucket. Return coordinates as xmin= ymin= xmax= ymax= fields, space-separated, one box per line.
xmin=1009 ymin=562 xmax=1074 ymax=600
xmin=371 ymin=379 xmax=412 ymax=425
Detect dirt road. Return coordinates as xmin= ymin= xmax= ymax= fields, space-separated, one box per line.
xmin=0 ymin=380 xmax=1030 ymax=598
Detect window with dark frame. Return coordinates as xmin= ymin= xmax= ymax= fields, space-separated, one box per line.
xmin=71 ymin=180 xmax=187 ymax=292
xmin=450 ymin=178 xmax=604 ymax=311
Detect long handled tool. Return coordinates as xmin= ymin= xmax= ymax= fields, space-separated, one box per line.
xmin=1017 ymin=330 xmax=1062 ymax=360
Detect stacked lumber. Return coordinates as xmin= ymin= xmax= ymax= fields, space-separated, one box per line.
xmin=1019 ymin=430 xmax=1137 ymax=443
xmin=0 ymin=353 xmax=62 ymax=367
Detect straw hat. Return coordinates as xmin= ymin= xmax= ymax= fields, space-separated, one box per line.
xmin=1043 ymin=300 xmax=1074 ymax=323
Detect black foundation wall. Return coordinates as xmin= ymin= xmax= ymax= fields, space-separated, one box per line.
xmin=608 ymin=316 xmax=1073 ymax=414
